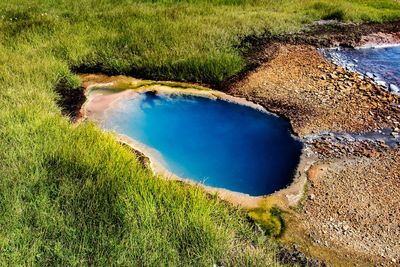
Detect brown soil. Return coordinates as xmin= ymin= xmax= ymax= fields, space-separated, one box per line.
xmin=279 ymin=22 xmax=400 ymax=48
xmin=358 ymin=32 xmax=400 ymax=47
xmin=292 ymin=151 xmax=400 ymax=266
xmin=228 ymin=43 xmax=400 ymax=266
xmin=224 ymin=22 xmax=400 ymax=88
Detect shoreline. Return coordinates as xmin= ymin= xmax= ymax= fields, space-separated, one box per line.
xmin=318 ymin=44 xmax=400 ymax=95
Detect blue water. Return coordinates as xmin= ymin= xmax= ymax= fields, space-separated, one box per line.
xmin=102 ymin=92 xmax=303 ymax=196
xmin=322 ymin=46 xmax=400 ymax=89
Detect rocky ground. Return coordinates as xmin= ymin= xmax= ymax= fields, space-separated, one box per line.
xmin=303 ymin=152 xmax=400 ymax=266
xmin=228 ymin=44 xmax=400 ymax=137
xmin=228 ymin=43 xmax=400 ymax=266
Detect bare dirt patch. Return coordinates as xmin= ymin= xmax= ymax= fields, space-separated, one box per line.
xmin=300 ymin=152 xmax=400 ymax=266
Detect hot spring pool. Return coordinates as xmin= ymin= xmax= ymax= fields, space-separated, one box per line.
xmin=101 ymin=92 xmax=303 ymax=196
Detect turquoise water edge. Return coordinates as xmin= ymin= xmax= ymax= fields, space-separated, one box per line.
xmin=102 ymin=92 xmax=303 ymax=196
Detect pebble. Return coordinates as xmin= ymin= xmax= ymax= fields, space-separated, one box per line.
xmin=272 ymin=47 xmax=400 ymax=265
xmin=366 ymin=72 xmax=374 ymax=78
xmin=389 ymin=84 xmax=399 ymax=93
xmin=376 ymin=80 xmax=387 ymax=87
xmin=329 ymin=73 xmax=338 ymax=79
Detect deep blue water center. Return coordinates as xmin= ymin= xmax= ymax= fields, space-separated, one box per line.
xmin=322 ymin=46 xmax=400 ymax=89
xmin=103 ymin=92 xmax=303 ymax=196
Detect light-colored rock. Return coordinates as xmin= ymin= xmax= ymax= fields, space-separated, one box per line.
xmin=366 ymin=72 xmax=374 ymax=78
xmin=389 ymin=84 xmax=399 ymax=93
xmin=376 ymin=80 xmax=387 ymax=87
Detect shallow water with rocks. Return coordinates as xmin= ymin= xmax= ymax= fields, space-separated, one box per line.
xmin=321 ymin=46 xmax=400 ymax=94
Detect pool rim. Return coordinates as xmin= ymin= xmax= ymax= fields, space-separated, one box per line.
xmin=80 ymin=79 xmax=313 ymax=208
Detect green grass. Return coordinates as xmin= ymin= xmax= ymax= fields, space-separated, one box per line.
xmin=0 ymin=0 xmax=399 ymax=265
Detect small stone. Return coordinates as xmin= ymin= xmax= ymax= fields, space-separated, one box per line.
xmin=309 ymin=194 xmax=316 ymax=200
xmin=366 ymin=72 xmax=374 ymax=78
xmin=329 ymin=73 xmax=338 ymax=79
xmin=376 ymin=80 xmax=387 ymax=87
xmin=389 ymin=84 xmax=400 ymax=93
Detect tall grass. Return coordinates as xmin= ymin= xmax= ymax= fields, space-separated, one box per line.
xmin=0 ymin=0 xmax=399 ymax=265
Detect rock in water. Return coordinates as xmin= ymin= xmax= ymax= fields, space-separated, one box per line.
xmin=389 ymin=84 xmax=399 ymax=93
xmin=366 ymin=72 xmax=374 ymax=78
xmin=376 ymin=80 xmax=387 ymax=87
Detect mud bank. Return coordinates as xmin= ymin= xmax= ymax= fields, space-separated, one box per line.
xmin=240 ymin=21 xmax=400 ymax=50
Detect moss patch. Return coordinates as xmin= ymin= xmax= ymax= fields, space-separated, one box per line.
xmin=248 ymin=206 xmax=285 ymax=237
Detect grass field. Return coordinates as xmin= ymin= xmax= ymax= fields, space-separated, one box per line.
xmin=0 ymin=0 xmax=399 ymax=265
